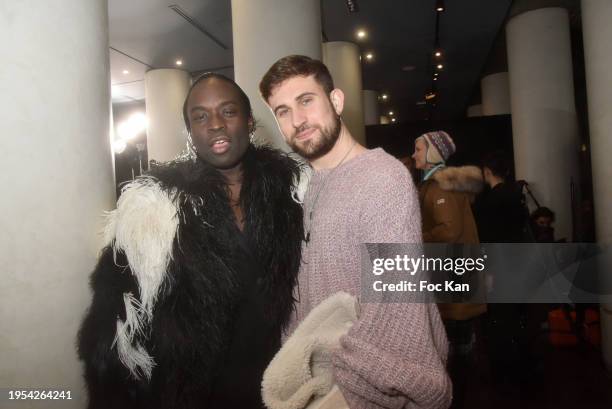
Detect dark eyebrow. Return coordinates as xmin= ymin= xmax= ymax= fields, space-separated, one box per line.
xmin=273 ymin=92 xmax=316 ymax=116
xmin=296 ymin=92 xmax=316 ymax=101
xmin=273 ymin=104 xmax=289 ymax=116
xmin=189 ymin=101 xmax=238 ymax=115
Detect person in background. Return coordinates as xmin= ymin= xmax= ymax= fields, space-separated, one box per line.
xmin=412 ymin=131 xmax=484 ymax=409
xmin=474 ymin=151 xmax=534 ymax=388
xmin=78 ymin=73 xmax=304 ymax=409
xmin=475 ymin=151 xmax=526 ymax=243
xmin=530 ymin=206 xmax=556 ymax=243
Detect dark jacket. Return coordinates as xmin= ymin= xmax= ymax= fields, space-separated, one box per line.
xmin=78 ymin=146 xmax=304 ymax=409
xmin=474 ymin=181 xmax=526 ymax=243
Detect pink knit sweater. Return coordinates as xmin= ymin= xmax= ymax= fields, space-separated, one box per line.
xmin=288 ymin=148 xmax=451 ymax=409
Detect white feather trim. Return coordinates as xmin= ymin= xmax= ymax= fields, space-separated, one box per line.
xmin=113 ymin=292 xmax=155 ymax=380
xmin=105 ymin=177 xmax=179 ymax=317
xmin=291 ymin=166 xmax=312 ymax=205
xmin=103 ymin=176 xmax=180 ymax=380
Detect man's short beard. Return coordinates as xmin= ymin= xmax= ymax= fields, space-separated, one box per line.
xmin=289 ymin=114 xmax=341 ymax=161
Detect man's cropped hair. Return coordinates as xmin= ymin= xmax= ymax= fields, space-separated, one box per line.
xmin=259 ymin=55 xmax=335 ymax=102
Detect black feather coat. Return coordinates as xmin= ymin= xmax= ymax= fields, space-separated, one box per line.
xmin=78 ymin=146 xmax=304 ymax=409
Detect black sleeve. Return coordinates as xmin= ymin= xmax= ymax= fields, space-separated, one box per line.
xmin=77 ymin=246 xmax=147 ymax=409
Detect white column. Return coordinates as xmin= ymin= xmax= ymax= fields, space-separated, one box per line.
xmin=232 ymin=0 xmax=322 ymax=150
xmin=506 ymin=7 xmax=578 ymax=240
xmin=467 ymin=104 xmax=483 ymax=117
xmin=0 ymin=1 xmax=114 ymax=406
xmin=481 ymin=72 xmax=511 ymax=115
xmin=322 ymin=42 xmax=366 ymax=146
xmin=582 ymin=0 xmax=612 ymax=372
xmin=363 ymin=90 xmax=379 ymax=126
xmin=144 ymin=69 xmax=191 ymax=162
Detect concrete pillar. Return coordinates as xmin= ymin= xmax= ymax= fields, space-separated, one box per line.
xmin=506 ymin=6 xmax=578 ymax=240
xmin=482 ymin=72 xmax=511 ymax=115
xmin=232 ymin=0 xmax=322 ymax=150
xmin=144 ymin=69 xmax=191 ymax=162
xmin=467 ymin=104 xmax=483 ymax=117
xmin=363 ymin=90 xmax=380 ymax=126
xmin=582 ymin=0 xmax=612 ymax=372
xmin=0 ymin=1 xmax=114 ymax=406
xmin=323 ymin=42 xmax=366 ymax=146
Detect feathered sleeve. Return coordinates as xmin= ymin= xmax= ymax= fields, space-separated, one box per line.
xmin=77 ymin=247 xmax=146 ymax=409
xmin=77 ymin=176 xmax=180 ymax=408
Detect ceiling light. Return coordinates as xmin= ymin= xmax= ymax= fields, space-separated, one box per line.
xmin=346 ymin=0 xmax=359 ymax=12
xmin=436 ymin=0 xmax=445 ymax=12
xmin=425 ymin=91 xmax=437 ymax=101
xmin=388 ymin=111 xmax=394 ymax=116
xmin=122 ymin=70 xmax=129 ymax=74
xmin=391 ymin=118 xmax=396 ymax=122
xmin=365 ymin=53 xmax=374 ymax=60
xmin=434 ymin=50 xmax=442 ymax=58
xmin=176 ymin=59 xmax=183 ymax=66
xmin=433 ymin=77 xmax=438 ymax=81
xmin=381 ymin=94 xmax=388 ymax=100
xmin=437 ymin=64 xmax=444 ymax=70
xmin=357 ymin=30 xmax=367 ymax=39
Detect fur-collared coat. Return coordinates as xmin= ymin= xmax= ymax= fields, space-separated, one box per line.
xmin=418 ymin=165 xmax=485 ymax=320
xmin=418 ymin=165 xmax=483 ymax=244
xmin=77 ymin=145 xmax=304 ymax=409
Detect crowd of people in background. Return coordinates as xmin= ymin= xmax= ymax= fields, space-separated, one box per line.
xmin=407 ymin=129 xmax=598 ymax=408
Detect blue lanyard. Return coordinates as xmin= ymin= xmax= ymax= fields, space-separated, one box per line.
xmin=423 ymin=163 xmax=445 ymax=181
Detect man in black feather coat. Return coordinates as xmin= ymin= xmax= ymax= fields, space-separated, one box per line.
xmin=77 ymin=73 xmax=304 ymax=408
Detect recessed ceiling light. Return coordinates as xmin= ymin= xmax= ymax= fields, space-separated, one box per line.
xmin=391 ymin=118 xmax=396 ymax=122
xmin=122 ymin=70 xmax=129 ymax=74
xmin=388 ymin=111 xmax=394 ymax=116
xmin=437 ymin=64 xmax=444 ymax=70
xmin=176 ymin=60 xmax=183 ymax=66
xmin=365 ymin=53 xmax=374 ymax=60
xmin=436 ymin=0 xmax=445 ymax=12
xmin=433 ymin=77 xmax=438 ymax=81
xmin=381 ymin=94 xmax=388 ymax=100
xmin=434 ymin=51 xmax=442 ymax=57
xmin=357 ymin=30 xmax=367 ymax=39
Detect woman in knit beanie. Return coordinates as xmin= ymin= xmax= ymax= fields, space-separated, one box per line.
xmin=412 ymin=130 xmax=485 ymax=409
xmin=414 ymin=131 xmax=456 ymax=171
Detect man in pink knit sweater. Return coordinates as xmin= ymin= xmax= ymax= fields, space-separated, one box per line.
xmin=260 ymin=55 xmax=451 ymax=409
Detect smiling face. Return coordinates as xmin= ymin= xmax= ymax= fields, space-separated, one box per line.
xmin=412 ymin=138 xmax=429 ymax=170
xmin=267 ymin=75 xmax=341 ymax=160
xmin=186 ymin=77 xmax=252 ymax=170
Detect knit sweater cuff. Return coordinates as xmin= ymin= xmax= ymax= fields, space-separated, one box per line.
xmin=331 ymin=326 xmax=452 ymax=409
